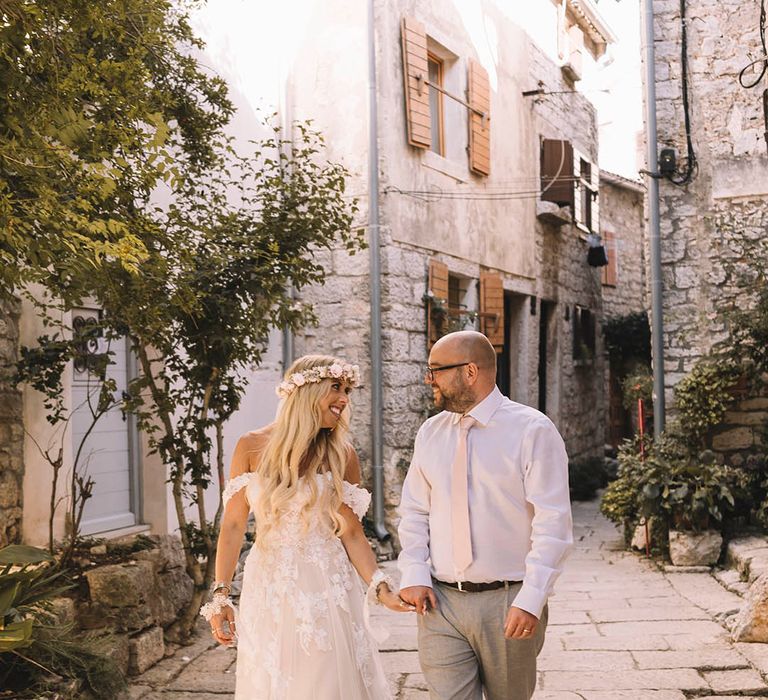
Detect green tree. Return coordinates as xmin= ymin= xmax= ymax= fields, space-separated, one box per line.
xmin=6 ymin=0 xmax=363 ymax=644
xmin=0 ymin=0 xmax=231 ymax=298
xmin=106 ymin=121 xmax=362 ymax=640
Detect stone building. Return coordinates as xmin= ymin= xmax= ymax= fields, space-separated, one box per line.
xmin=253 ymin=0 xmax=626 ymax=532
xmin=645 ymin=0 xmax=768 ymax=452
xmin=0 ymin=0 xmax=646 ymax=547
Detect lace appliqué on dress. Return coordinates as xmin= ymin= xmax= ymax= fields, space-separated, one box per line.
xmin=222 ymin=472 xmax=256 ymax=506
xmin=342 ymin=481 xmax=372 ymax=520
xmin=234 ymin=473 xmax=391 ymax=699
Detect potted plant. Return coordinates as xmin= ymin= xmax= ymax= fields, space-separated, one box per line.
xmin=602 ymin=435 xmax=748 ymax=565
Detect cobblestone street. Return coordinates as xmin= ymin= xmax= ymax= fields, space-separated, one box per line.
xmin=126 ymin=499 xmax=768 ymax=699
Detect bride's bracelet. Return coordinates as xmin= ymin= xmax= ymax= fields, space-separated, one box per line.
xmin=366 ymin=569 xmax=395 ymax=606
xmin=199 ymin=595 xmax=235 ymax=621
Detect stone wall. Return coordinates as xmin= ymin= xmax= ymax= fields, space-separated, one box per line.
xmin=530 ymin=42 xmax=607 ymax=461
xmin=649 ymin=0 xmax=768 ymax=401
xmin=294 ymin=6 xmax=622 ymax=535
xmin=0 ymin=296 xmax=23 ymax=547
xmin=79 ymin=535 xmax=193 ymax=675
xmin=599 ymin=176 xmax=647 ymax=320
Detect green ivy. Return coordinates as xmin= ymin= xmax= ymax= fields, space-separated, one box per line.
xmin=674 ymin=360 xmax=741 ymax=450
xmin=603 ymin=311 xmax=651 ymax=363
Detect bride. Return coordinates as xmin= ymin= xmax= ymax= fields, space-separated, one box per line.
xmin=201 ymin=355 xmax=414 ymax=699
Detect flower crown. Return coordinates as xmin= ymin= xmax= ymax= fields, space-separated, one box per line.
xmin=276 ymin=363 xmax=361 ymax=399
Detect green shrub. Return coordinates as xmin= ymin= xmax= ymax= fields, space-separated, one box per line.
xmin=0 ymin=545 xmax=125 ymax=699
xmin=600 ymin=435 xmax=749 ymax=533
xmin=621 ymin=366 xmax=653 ymax=410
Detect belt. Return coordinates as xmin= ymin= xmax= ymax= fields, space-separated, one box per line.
xmin=434 ymin=578 xmax=521 ymax=593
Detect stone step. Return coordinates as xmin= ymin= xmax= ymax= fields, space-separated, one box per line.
xmin=725 ymin=536 xmax=768 ymax=584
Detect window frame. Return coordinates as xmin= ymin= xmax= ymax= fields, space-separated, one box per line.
xmin=427 ymin=52 xmax=445 ymax=157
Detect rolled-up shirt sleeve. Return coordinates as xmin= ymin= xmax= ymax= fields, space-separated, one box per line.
xmin=512 ymin=418 xmax=574 ymax=618
xmin=397 ymin=428 xmax=434 ymax=589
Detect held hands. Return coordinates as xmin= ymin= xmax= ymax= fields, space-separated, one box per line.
xmin=210 ymin=606 xmax=237 ymax=647
xmin=504 ymin=605 xmax=538 ymax=640
xmin=377 ymin=584 xmax=417 ymax=613
xmin=398 ymin=585 xmax=438 ymax=615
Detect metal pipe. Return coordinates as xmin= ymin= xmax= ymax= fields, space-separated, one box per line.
xmin=282 ymin=288 xmax=294 ymax=371
xmin=642 ymin=0 xmax=666 ymax=435
xmin=367 ymin=0 xmax=388 ymax=540
xmin=280 ymin=71 xmax=295 ymax=374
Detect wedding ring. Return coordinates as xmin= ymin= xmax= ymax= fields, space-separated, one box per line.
xmin=399 ymin=601 xmax=406 ymax=607
xmin=523 ymin=629 xmax=531 ymax=633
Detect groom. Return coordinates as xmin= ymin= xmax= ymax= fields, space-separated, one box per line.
xmin=398 ymin=330 xmax=573 ymax=700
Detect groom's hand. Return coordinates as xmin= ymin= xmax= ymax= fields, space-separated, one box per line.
xmin=399 ymin=586 xmax=437 ymax=615
xmin=504 ymin=606 xmax=538 ymax=640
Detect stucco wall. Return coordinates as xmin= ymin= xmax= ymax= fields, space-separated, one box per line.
xmin=0 ymin=297 xmax=23 ymax=546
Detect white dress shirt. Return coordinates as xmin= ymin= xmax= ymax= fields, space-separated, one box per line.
xmin=397 ymin=386 xmax=573 ymax=618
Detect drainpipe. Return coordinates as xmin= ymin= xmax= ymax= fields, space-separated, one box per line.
xmin=642 ymin=0 xmax=666 ymax=436
xmin=367 ymin=0 xmax=389 ymax=540
xmin=282 ymin=288 xmax=294 ymax=371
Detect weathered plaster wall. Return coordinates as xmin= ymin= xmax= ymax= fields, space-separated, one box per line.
xmin=0 ymin=297 xmax=23 ymax=546
xmin=288 ymin=0 xmax=614 ymax=534
xmin=649 ymin=0 xmax=768 ymax=401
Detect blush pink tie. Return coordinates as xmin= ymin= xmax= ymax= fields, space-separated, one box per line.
xmin=451 ymin=415 xmax=476 ymax=574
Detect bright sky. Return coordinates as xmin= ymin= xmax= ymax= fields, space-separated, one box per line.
xmin=191 ymin=0 xmax=643 ymax=179
xmin=582 ymin=0 xmax=644 ymax=178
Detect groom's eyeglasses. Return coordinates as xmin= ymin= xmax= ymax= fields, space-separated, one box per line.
xmin=425 ymin=362 xmax=471 ymax=382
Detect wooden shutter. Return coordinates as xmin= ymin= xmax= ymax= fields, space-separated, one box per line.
xmin=468 ymin=59 xmax=490 ymax=176
xmin=572 ymin=148 xmax=584 ymax=226
xmin=427 ymin=259 xmax=449 ymax=347
xmin=590 ymin=162 xmax=600 ymax=233
xmin=602 ymin=231 xmax=618 ymax=286
xmin=540 ymin=139 xmax=574 ymax=206
xmin=401 ymin=17 xmax=431 ymax=149
xmin=480 ymin=272 xmax=504 ymax=353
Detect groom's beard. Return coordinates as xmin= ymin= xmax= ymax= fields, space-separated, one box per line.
xmin=433 ymin=378 xmax=475 ymax=414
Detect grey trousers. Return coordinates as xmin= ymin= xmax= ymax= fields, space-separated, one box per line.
xmin=417 ymin=581 xmax=547 ymax=700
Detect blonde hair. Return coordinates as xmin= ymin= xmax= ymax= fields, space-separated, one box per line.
xmin=254 ymin=354 xmax=353 ymax=547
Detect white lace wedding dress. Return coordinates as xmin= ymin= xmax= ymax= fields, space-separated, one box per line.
xmin=222 ymin=471 xmax=392 ymax=700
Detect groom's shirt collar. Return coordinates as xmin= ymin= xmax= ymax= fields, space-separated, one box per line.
xmin=449 ymin=385 xmax=505 ymax=428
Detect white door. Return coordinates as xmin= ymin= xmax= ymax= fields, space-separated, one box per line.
xmin=70 ymin=308 xmax=139 ymax=536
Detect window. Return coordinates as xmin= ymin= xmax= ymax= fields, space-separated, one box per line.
xmin=401 ymin=17 xmax=490 ymax=175
xmin=427 ymin=54 xmax=444 ymax=156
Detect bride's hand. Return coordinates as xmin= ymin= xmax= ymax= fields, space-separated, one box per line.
xmin=210 ymin=606 xmax=237 ymax=646
xmin=378 ymin=586 xmax=417 ymax=613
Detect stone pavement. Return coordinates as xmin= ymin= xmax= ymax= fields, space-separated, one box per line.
xmin=126 ymin=499 xmax=768 ymax=699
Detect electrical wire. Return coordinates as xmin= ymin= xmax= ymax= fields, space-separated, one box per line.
xmin=667 ymin=0 xmax=697 ymax=185
xmin=738 ymin=0 xmax=767 ymax=89
xmin=384 ymin=185 xmax=560 ymax=202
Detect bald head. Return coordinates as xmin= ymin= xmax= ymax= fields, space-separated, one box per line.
xmin=432 ymin=331 xmax=497 ymax=377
